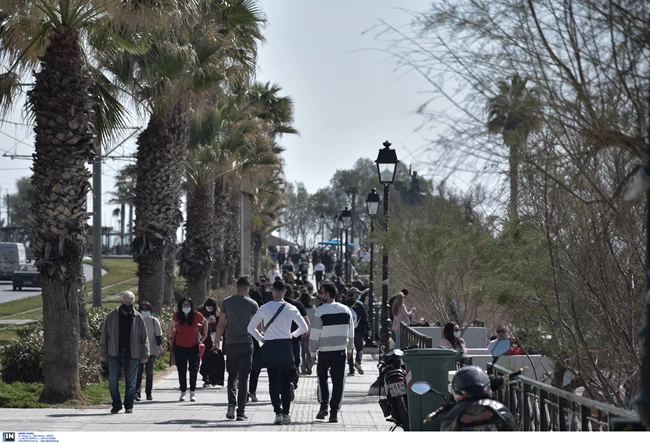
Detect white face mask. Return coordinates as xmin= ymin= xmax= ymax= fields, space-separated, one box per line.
xmin=182 ymin=307 xmax=191 ymax=314
xmin=453 ymin=330 xmax=461 ymax=338
xmin=206 ymin=306 xmax=214 ymax=312
xmin=141 ymin=311 xmax=151 ymax=318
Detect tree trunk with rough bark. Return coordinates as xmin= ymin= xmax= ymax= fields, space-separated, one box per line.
xmin=509 ymin=144 xmax=519 ymax=226
xmin=79 ymin=284 xmax=91 ymax=340
xmin=163 ymin=246 xmax=176 ymax=306
xmin=180 ymin=183 xmax=214 ymax=307
xmin=133 ymin=103 xmax=188 ymax=316
xmin=29 ymin=29 xmax=95 ymax=403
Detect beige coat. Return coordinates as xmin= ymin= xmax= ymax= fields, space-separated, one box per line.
xmin=98 ymin=308 xmax=150 ymax=360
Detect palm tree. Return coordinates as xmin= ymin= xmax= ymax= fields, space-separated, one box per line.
xmin=251 ymin=169 xmax=286 ymax=279
xmin=103 ymin=0 xmax=265 ymax=314
xmin=0 ymin=0 xmax=158 ymax=403
xmin=109 ymin=164 xmax=135 ymax=254
xmin=487 ymin=73 xmax=540 ymax=225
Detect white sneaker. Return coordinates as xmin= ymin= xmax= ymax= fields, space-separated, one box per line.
xmin=274 ymin=413 xmax=283 ymax=425
xmin=190 ymin=391 xmax=196 ymax=402
xmin=179 ymin=392 xmax=186 ymax=402
xmin=282 ymin=414 xmax=291 ymax=425
xmin=203 ymin=382 xmax=211 ymax=388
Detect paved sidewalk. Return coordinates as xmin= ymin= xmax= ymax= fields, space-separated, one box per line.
xmin=0 ymin=353 xmax=396 ymax=432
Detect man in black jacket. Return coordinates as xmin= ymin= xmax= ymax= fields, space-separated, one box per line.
xmin=343 ymin=288 xmax=369 ymax=376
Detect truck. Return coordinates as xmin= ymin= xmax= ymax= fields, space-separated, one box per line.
xmin=0 ymin=243 xmax=27 ymax=280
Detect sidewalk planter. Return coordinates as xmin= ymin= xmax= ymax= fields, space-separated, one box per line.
xmin=403 ymin=348 xmax=458 ymax=431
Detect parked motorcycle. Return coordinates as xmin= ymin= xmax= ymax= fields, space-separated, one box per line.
xmin=377 ymin=345 xmax=418 ymax=431
xmin=410 ymin=338 xmax=524 ymax=431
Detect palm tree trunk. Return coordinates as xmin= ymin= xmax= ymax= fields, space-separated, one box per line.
xmin=133 ymin=103 xmax=188 ymax=316
xmin=252 ymin=234 xmax=262 ymax=280
xmin=509 ymin=144 xmax=519 ymax=225
xmin=120 ymin=202 xmax=126 ymax=254
xmin=180 ymin=183 xmax=214 ymax=306
xmin=128 ymin=203 xmax=133 ymax=247
xmin=29 ymin=29 xmax=94 ymax=403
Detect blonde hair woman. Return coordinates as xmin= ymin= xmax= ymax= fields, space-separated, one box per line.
xmin=391 ymin=292 xmax=412 ymax=349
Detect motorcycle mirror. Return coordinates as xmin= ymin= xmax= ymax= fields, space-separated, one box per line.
xmin=410 ymin=382 xmax=432 ymax=396
xmin=491 ymin=338 xmax=511 ymax=358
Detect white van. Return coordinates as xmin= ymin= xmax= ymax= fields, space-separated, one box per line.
xmin=0 ymin=243 xmax=27 ymax=280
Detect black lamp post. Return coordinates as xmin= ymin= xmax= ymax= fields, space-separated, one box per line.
xmin=341 ymin=206 xmax=352 ymax=283
xmin=375 ymin=141 xmax=399 ymax=358
xmin=337 ymin=214 xmax=343 ymax=278
xmin=366 ymin=188 xmax=380 ymax=346
xmin=320 ymin=214 xmax=325 ymax=243
xmin=633 ymin=117 xmax=650 ymax=429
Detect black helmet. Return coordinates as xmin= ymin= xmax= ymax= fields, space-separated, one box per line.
xmin=451 ymin=366 xmax=492 ymax=401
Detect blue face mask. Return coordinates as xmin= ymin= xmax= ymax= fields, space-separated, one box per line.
xmin=453 ymin=330 xmax=461 ymax=338
xmin=182 ymin=307 xmax=191 ymax=314
xmin=141 ymin=311 xmax=150 ymax=318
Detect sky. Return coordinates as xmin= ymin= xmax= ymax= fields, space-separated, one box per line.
xmin=0 ymin=0 xmax=445 ymax=238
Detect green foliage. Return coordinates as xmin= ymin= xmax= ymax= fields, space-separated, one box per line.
xmin=0 ymin=330 xmax=44 ymax=383
xmin=79 ymin=339 xmax=104 ymax=387
xmin=0 ymin=382 xmax=47 ymax=408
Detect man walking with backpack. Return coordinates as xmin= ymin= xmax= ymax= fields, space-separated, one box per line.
xmin=310 ymin=282 xmax=355 ymax=423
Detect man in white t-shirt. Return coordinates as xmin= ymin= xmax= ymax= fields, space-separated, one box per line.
xmin=487 ymin=326 xmax=510 ymax=353
xmin=267 ymin=267 xmax=280 ymax=282
xmin=247 ymin=281 xmax=308 ymax=426
xmin=313 ymin=259 xmax=326 ymax=290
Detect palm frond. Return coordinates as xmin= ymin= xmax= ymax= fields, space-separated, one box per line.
xmin=0 ymin=71 xmax=22 ymax=117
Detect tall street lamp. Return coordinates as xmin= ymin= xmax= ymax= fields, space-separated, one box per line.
xmin=366 ymin=188 xmax=380 ymax=346
xmin=320 ymin=214 xmax=325 ymax=243
xmin=337 ymin=214 xmax=344 ymax=278
xmin=376 ymin=140 xmax=399 ymax=358
xmin=341 ymin=206 xmax=352 ymax=283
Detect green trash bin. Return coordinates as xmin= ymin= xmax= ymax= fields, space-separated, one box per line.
xmin=403 ymin=348 xmax=459 ymax=431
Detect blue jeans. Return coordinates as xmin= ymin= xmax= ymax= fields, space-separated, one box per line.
xmin=108 ymin=350 xmax=139 ymax=410
xmin=136 ymin=355 xmax=157 ymax=397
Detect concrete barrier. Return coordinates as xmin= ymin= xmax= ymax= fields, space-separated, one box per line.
xmin=412 ymin=326 xmax=488 ymax=349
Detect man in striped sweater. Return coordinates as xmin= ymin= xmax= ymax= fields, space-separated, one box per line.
xmin=309 ymin=281 xmax=355 ymax=423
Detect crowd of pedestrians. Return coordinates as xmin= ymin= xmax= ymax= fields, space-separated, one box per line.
xmin=98 ymin=265 xmax=370 ymax=425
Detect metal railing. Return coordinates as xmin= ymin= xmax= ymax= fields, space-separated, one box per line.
xmin=400 ymin=321 xmax=433 ymax=349
xmin=488 ymin=363 xmax=639 ymax=431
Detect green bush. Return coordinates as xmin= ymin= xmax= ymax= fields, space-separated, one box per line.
xmin=0 ymin=332 xmax=44 ymax=383
xmin=0 ymin=382 xmax=47 ymax=408
xmin=88 ymin=307 xmax=113 ymax=342
xmin=79 ymin=339 xmax=104 ymax=386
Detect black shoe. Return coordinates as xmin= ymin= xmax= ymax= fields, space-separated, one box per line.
xmin=125 ymin=408 xmax=133 ymax=414
xmin=248 ymin=392 xmax=258 ymax=402
xmin=347 ymin=371 xmax=355 ymax=376
xmin=110 ymin=407 xmax=121 ymax=414
xmin=135 ymin=395 xmax=141 ymax=402
xmin=146 ymin=395 xmax=153 ymax=401
xmin=236 ymin=414 xmax=248 ymax=421
xmin=316 ymin=408 xmax=328 ymax=420
xmin=226 ymin=405 xmax=236 ymax=420
xmin=329 ymin=411 xmax=338 ymax=423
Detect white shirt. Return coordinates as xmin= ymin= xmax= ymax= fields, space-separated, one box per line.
xmin=487 ymin=335 xmax=510 ymax=353
xmin=314 ymin=263 xmax=325 ymax=272
xmin=267 ymin=269 xmax=279 ymax=281
xmin=247 ymin=301 xmax=308 ymax=343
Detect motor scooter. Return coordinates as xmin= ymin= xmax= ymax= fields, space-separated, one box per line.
xmin=410 ymin=338 xmax=524 ymax=431
xmin=377 ymin=345 xmax=418 ymax=431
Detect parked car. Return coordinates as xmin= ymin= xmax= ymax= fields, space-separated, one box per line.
xmin=12 ymin=264 xmax=40 ymax=291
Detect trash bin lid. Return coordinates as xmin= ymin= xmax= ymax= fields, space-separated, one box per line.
xmin=402 ymin=348 xmax=458 ymax=360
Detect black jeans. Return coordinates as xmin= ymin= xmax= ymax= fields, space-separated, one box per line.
xmin=291 ymin=337 xmax=301 ymax=387
xmin=174 ymin=345 xmax=199 ymax=392
xmin=268 ymin=367 xmax=294 ymax=415
xmin=225 ymin=342 xmax=253 ymax=414
xmin=249 ymin=339 xmax=260 ymax=395
xmin=317 ymin=350 xmax=347 ymax=412
xmin=136 ymin=355 xmax=157 ymax=396
xmin=315 ymin=271 xmax=324 ymax=289
xmin=347 ymin=332 xmax=364 ymax=373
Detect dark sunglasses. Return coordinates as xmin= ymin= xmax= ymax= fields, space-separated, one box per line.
xmin=497 ymin=330 xmax=506 ymax=333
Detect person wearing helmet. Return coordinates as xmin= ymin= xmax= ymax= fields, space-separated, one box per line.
xmin=451 ymin=366 xmax=493 ymax=402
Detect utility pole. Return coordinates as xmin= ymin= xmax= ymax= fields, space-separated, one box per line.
xmin=92 ymin=154 xmax=102 ymax=306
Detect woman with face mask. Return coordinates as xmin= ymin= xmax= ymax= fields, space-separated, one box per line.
xmin=198 ymin=298 xmax=220 ymax=387
xmin=169 ymin=297 xmax=208 ymax=402
xmin=135 ymin=301 xmax=162 ymax=401
xmin=440 ymin=321 xmax=468 ymax=355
